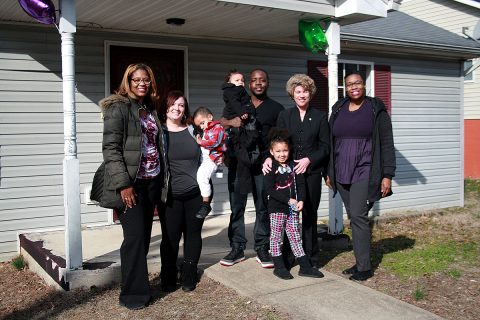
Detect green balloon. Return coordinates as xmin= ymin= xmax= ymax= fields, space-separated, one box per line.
xmin=299 ymin=20 xmax=328 ymax=53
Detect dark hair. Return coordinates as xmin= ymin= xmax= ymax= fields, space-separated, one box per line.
xmin=224 ymin=69 xmax=242 ymax=83
xmin=250 ymin=68 xmax=270 ymax=82
xmin=268 ymin=127 xmax=290 ymax=148
xmin=161 ymin=90 xmax=191 ymax=124
xmin=344 ymin=72 xmax=365 ymax=82
xmin=193 ymin=106 xmax=213 ymax=119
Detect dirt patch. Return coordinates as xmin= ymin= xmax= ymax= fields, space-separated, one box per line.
xmin=0 ymin=264 xmax=289 ymax=320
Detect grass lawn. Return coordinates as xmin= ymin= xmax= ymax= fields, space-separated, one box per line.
xmin=321 ymin=179 xmax=480 ymax=320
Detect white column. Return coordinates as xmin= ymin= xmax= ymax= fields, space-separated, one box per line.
xmin=325 ymin=21 xmax=344 ymax=234
xmin=60 ymin=0 xmax=82 ymax=270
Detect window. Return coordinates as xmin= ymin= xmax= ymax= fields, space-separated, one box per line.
xmin=308 ymin=60 xmax=391 ymax=115
xmin=464 ymin=59 xmax=474 ymax=82
xmin=337 ymin=63 xmax=373 ymax=98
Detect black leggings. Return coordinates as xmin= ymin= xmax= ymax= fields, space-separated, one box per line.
xmin=159 ymin=188 xmax=204 ymax=269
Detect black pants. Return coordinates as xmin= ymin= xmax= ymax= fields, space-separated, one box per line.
xmin=282 ymin=172 xmax=322 ymax=266
xmin=118 ymin=176 xmax=162 ymax=307
xmin=336 ymin=179 xmax=372 ymax=271
xmin=227 ymin=159 xmax=269 ymax=251
xmin=302 ymin=173 xmax=323 ymax=260
xmin=159 ymin=188 xmax=204 ymax=271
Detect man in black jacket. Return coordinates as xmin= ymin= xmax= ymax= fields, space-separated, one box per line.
xmin=220 ymin=68 xmax=284 ymax=268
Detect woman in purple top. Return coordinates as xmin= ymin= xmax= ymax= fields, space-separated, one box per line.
xmin=326 ymin=72 xmax=395 ymax=281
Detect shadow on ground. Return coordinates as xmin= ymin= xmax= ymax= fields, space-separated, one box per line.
xmin=316 ymin=234 xmax=415 ymax=272
xmin=371 ymin=235 xmax=416 ymax=270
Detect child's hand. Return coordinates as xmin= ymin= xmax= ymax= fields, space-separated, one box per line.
xmin=296 ymin=201 xmax=304 ymax=212
xmin=195 ymin=134 xmax=202 ymax=145
xmin=240 ymin=113 xmax=249 ymax=120
xmin=288 ymin=199 xmax=298 ymax=207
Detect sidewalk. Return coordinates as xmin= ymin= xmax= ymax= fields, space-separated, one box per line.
xmin=21 ymin=212 xmax=442 ymax=320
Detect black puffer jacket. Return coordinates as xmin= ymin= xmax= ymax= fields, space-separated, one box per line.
xmin=100 ymin=94 xmax=169 ymax=205
xmin=328 ymin=96 xmax=395 ymax=203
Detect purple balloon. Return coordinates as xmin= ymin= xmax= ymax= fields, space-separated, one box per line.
xmin=18 ymin=0 xmax=56 ymax=25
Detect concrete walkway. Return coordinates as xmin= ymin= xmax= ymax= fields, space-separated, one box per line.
xmin=22 ymin=212 xmax=442 ymax=320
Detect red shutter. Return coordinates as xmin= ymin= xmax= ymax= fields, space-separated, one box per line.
xmin=374 ymin=65 xmax=391 ymax=115
xmin=307 ymin=60 xmax=329 ymax=114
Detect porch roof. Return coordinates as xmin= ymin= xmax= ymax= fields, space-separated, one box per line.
xmin=0 ymin=0 xmax=396 ymax=45
xmin=341 ymin=11 xmax=480 ymax=59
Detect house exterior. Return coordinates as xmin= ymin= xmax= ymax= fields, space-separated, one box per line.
xmin=400 ymin=0 xmax=480 ymax=178
xmin=0 ymin=1 xmax=479 ymax=261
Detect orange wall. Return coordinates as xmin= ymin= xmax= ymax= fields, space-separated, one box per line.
xmin=465 ymin=120 xmax=480 ymax=178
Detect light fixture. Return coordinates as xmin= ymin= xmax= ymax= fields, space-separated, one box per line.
xmin=166 ymin=18 xmax=185 ymax=26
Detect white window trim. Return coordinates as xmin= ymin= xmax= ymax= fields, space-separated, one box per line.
xmin=464 ymin=59 xmax=475 ymax=83
xmin=104 ymin=41 xmax=189 ymax=99
xmin=337 ymin=59 xmax=375 ymax=97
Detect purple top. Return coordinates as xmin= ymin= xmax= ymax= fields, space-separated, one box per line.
xmin=332 ymin=99 xmax=374 ymax=184
xmin=137 ymin=112 xmax=161 ymax=179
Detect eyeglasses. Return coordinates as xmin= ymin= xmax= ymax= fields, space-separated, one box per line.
xmin=130 ymin=78 xmax=151 ymax=85
xmin=346 ymin=81 xmax=363 ymax=88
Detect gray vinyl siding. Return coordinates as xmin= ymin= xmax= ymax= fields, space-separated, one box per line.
xmin=400 ymin=0 xmax=480 ymax=120
xmin=400 ymin=0 xmax=479 ymax=36
xmin=0 ymin=23 xmax=464 ymax=260
xmin=377 ymin=57 xmax=462 ymax=212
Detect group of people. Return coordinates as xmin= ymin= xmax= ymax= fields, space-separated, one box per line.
xmin=95 ymin=62 xmax=395 ymax=310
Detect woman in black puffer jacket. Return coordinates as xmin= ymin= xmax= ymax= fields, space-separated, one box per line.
xmin=100 ymin=63 xmax=168 ymax=310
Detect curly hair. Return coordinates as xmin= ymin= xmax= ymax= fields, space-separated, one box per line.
xmin=285 ymin=74 xmax=316 ymax=99
xmin=224 ymin=69 xmax=243 ymax=83
xmin=268 ymin=127 xmax=291 ymax=149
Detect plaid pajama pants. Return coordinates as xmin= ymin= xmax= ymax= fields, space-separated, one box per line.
xmin=269 ymin=211 xmax=305 ymax=258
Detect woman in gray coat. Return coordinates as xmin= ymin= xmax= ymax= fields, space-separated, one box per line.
xmin=100 ymin=63 xmax=168 ymax=309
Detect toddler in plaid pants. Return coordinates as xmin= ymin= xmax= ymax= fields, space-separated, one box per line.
xmin=264 ymin=128 xmax=324 ymax=280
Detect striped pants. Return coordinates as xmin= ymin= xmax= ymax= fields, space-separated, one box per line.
xmin=269 ymin=211 xmax=305 ymax=258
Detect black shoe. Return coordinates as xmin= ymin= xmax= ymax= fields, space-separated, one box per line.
xmin=297 ymin=255 xmax=324 ymax=278
xmin=161 ymin=282 xmax=177 ymax=292
xmin=220 ymin=247 xmax=245 ymax=266
xmin=349 ymin=270 xmax=373 ymax=281
xmin=272 ymin=256 xmax=293 ymax=280
xmin=181 ymin=260 xmax=198 ymax=292
xmin=342 ymin=265 xmax=358 ymax=275
xmin=196 ymin=203 xmax=212 ymax=219
xmin=256 ymin=246 xmax=274 ymax=268
xmin=119 ymin=300 xmax=148 ymax=310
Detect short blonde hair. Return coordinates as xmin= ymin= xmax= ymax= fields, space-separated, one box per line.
xmin=285 ymin=74 xmax=316 ymax=99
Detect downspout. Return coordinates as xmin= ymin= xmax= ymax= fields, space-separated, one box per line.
xmin=325 ymin=20 xmax=344 ymax=234
xmin=59 ymin=0 xmax=83 ymax=270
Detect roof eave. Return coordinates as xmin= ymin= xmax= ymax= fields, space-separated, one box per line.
xmin=341 ymin=33 xmax=480 ymax=59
